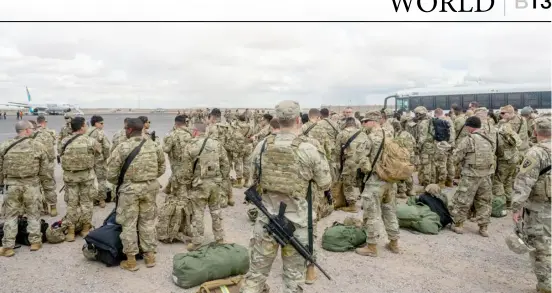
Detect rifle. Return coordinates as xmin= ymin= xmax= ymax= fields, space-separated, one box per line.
xmin=244 ymin=185 xmax=332 ymax=281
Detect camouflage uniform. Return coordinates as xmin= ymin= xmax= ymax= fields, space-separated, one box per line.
xmin=233 ymin=120 xmax=253 ymax=186
xmin=241 ymin=101 xmax=331 ymax=293
xmin=33 ymin=125 xmax=57 ymax=212
xmin=395 ymin=129 xmax=416 ymax=197
xmin=453 ymin=113 xmax=469 ymax=179
xmin=433 ymin=116 xmax=455 ymax=186
xmin=335 ymin=126 xmax=368 ymax=206
xmin=450 ymin=129 xmax=495 ymax=234
xmin=495 ymin=121 xmax=522 ymax=207
xmin=506 ymin=114 xmax=529 ymax=157
xmin=162 ymin=126 xmax=192 ymax=195
xmin=107 ymin=137 xmax=166 ymax=257
xmin=207 ymin=118 xmax=233 ymax=207
xmin=318 ymin=117 xmax=340 ymax=181
xmin=180 ymin=134 xmax=229 ymax=249
xmin=87 ymin=126 xmax=111 ymax=204
xmin=60 ymin=134 xmax=102 ymax=236
xmin=414 ymin=107 xmax=436 ymax=186
xmin=512 ymin=119 xmax=551 ymax=292
xmin=110 ymin=128 xmax=127 ymax=154
xmin=358 ymin=123 xmax=400 ymax=251
xmin=338 ymin=117 xmax=361 ymax=130
xmin=0 ymin=135 xmax=49 ymax=253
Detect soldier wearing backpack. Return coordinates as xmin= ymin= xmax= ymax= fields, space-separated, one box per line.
xmin=207 ymin=109 xmax=234 ymax=207
xmin=0 ymin=121 xmax=49 ymax=257
xmin=432 ymin=108 xmax=454 ymax=188
xmin=413 ymin=106 xmax=436 ymax=187
xmin=87 ymin=115 xmax=112 ymax=208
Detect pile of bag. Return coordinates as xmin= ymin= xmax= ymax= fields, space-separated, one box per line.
xmin=322 ymin=216 xmax=366 ymax=252
xmin=0 ymin=216 xmax=49 ymax=246
xmin=172 ymin=243 xmax=250 ymax=289
xmin=396 ymin=194 xmax=452 ymax=235
xmin=45 ymin=209 xmax=91 ymax=244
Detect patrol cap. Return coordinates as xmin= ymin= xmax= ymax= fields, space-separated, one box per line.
xmin=534 ymin=116 xmax=551 ymax=131
xmin=520 ymin=106 xmax=533 ymax=115
xmin=361 ymin=110 xmax=382 ymax=122
xmin=383 ymin=108 xmax=394 ymax=117
xmin=275 ymin=100 xmax=301 ymax=120
xmin=505 ymin=227 xmax=535 ymax=254
xmin=414 ymin=106 xmax=428 ymax=115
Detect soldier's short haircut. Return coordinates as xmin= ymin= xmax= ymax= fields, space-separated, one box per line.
xmin=345 ymin=117 xmax=356 ymax=127
xmin=301 ymin=113 xmax=309 ymax=124
xmin=451 ymin=103 xmax=462 ymax=113
xmin=263 ymin=113 xmax=273 ymax=122
xmin=29 ymin=120 xmax=37 ymax=128
xmin=320 ymin=108 xmax=330 ymax=118
xmin=434 ymin=108 xmax=444 ymax=116
xmin=90 ymin=115 xmax=103 ymax=126
xmin=15 ymin=121 xmax=31 ymax=133
xmin=37 ymin=115 xmax=47 ymax=124
xmin=210 ymin=108 xmax=221 ymax=118
xmin=193 ymin=122 xmax=207 ymax=133
xmin=71 ymin=117 xmax=86 ymax=132
xmin=175 ymin=115 xmax=187 ymax=125
xmin=279 ymin=118 xmax=295 ymax=128
xmin=469 ymin=101 xmax=479 ymax=108
xmin=126 ymin=118 xmax=144 ymax=132
xmin=308 ymin=108 xmax=320 ymax=118
xmin=269 ymin=118 xmax=280 ymax=129
xmin=138 ymin=116 xmax=148 ymax=124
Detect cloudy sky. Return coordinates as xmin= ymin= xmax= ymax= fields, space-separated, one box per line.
xmin=0 ymin=2 xmax=550 ymax=109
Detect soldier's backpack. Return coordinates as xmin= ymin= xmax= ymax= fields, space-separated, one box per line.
xmin=321 ymin=221 xmax=367 ymax=252
xmin=430 ymin=118 xmax=451 ymax=142
xmin=374 ymin=130 xmax=415 ymax=183
xmin=0 ymin=216 xmax=49 ymax=246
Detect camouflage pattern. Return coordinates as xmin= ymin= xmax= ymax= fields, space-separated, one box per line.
xmin=382 ymin=120 xmax=395 ymax=138
xmin=60 ymin=134 xmax=103 ymax=227
xmin=107 ymin=136 xmax=166 ymax=255
xmin=506 ymin=114 xmax=529 ymax=155
xmin=415 ymin=116 xmax=436 ymax=186
xmin=494 ymin=121 xmax=522 ymax=205
xmin=433 ymin=117 xmax=455 ymax=184
xmin=395 ymin=130 xmax=416 ymax=196
xmin=33 ymin=125 xmax=57 ymax=206
xmin=334 ymin=126 xmax=368 ymax=204
xmin=110 ymin=128 xmax=127 ymax=154
xmin=57 ymin=123 xmax=73 ymax=154
xmin=87 ymin=126 xmax=111 ymax=202
xmin=241 ymin=124 xmax=331 ymax=293
xmin=512 ymin=138 xmax=551 ymax=292
xmin=319 ymin=117 xmax=340 ymax=181
xmin=450 ymin=130 xmax=495 ymax=226
xmin=359 ymin=127 xmax=400 ymax=244
xmin=301 ymin=121 xmax=331 ymax=160
xmin=0 ymin=136 xmax=49 ymax=248
xmin=163 ymin=126 xmax=192 ymax=195
xmin=233 ymin=120 xmax=254 ymax=181
xmin=179 ymin=134 xmax=229 ymax=246
xmin=206 ymin=119 xmax=233 ymax=206
xmin=338 ymin=117 xmax=361 ymax=130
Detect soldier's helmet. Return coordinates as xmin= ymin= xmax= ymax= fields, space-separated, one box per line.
xmin=520 ymin=106 xmax=533 ymax=115
xmin=505 ymin=222 xmax=535 ymax=254
xmin=413 ymin=106 xmax=428 ymax=115
xmin=64 ymin=113 xmax=75 ymax=120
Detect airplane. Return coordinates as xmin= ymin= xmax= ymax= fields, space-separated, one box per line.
xmin=7 ymin=86 xmax=84 ymax=116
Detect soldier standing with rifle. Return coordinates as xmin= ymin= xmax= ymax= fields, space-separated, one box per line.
xmin=240 ymin=100 xmax=331 ymax=293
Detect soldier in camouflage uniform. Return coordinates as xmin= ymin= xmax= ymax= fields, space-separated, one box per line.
xmin=138 ymin=116 xmax=157 ymax=142
xmin=355 ymin=111 xmax=401 ymax=257
xmin=60 ymin=117 xmax=103 ymax=242
xmin=87 ymin=115 xmax=111 ymax=208
xmin=413 ymin=106 xmax=436 ymax=187
xmin=180 ymin=122 xmax=229 ymax=251
xmin=319 ymin=108 xmax=340 ymax=180
xmin=57 ymin=113 xmax=74 ymax=161
xmin=450 ymin=116 xmax=495 ymax=237
xmin=111 ymin=117 xmax=129 ymax=153
xmin=500 ymin=105 xmax=529 ymax=158
xmin=107 ymin=118 xmax=166 ymax=271
xmin=381 ymin=108 xmax=396 ymax=137
xmin=338 ymin=107 xmax=361 ymax=130
xmin=207 ymin=108 xmax=234 ymax=207
xmin=521 ymin=106 xmax=538 ymax=146
xmin=0 ymin=121 xmax=49 ymax=256
xmin=252 ymin=113 xmax=274 ymax=147
xmin=433 ymin=108 xmax=455 ymax=188
xmin=393 ymin=119 xmax=416 ymax=198
xmin=34 ymin=115 xmax=58 ymax=216
xmin=241 ymin=100 xmax=331 ymax=293
xmin=452 ymin=104 xmax=468 ymax=179
xmin=512 ymin=117 xmax=551 ymax=293
xmin=232 ymin=114 xmax=254 ymax=188
xmin=162 ymin=115 xmax=192 ymax=195
xmin=335 ymin=117 xmax=368 ymax=212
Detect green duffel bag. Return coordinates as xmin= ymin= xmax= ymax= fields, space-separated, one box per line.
xmin=322 ymin=222 xmax=367 ymax=252
xmin=172 ymin=242 xmax=250 ymax=289
xmin=491 ymin=195 xmax=507 ymax=218
xmin=410 ymin=205 xmax=442 ymax=235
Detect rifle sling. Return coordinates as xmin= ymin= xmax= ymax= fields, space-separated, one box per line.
xmin=115 ymin=139 xmax=146 ymax=207
xmin=61 ymin=134 xmax=83 ymax=156
xmin=364 ymin=129 xmax=386 ymax=184
xmin=307 ymin=180 xmax=314 ymax=255
xmin=323 ymin=119 xmax=338 ymax=138
xmin=303 ymin=123 xmax=317 ymax=136
xmin=192 ymin=138 xmax=210 ymax=175
xmin=3 ymin=137 xmax=31 ymax=156
xmin=339 ymin=130 xmax=362 ymax=174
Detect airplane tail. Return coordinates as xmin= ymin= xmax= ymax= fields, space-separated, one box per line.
xmin=26 ymin=86 xmax=33 ymax=114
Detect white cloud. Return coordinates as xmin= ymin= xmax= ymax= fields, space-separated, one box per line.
xmin=0 ymin=6 xmax=550 ymax=109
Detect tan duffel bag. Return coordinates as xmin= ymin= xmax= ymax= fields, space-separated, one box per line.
xmin=196 ymin=276 xmax=270 ymax=293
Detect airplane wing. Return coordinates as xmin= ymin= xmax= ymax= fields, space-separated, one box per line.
xmin=8 ymin=102 xmax=48 ymax=110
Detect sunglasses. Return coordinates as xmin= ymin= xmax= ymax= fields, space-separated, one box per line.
xmin=500 ymin=112 xmax=506 ymax=115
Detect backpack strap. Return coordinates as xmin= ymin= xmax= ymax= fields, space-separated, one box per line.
xmin=303 ymin=122 xmax=317 ymax=136
xmin=323 ymin=119 xmax=339 ymax=138
xmin=456 ymin=124 xmax=465 ymax=141
xmin=473 ymin=132 xmax=494 ymax=147
xmin=363 ymin=129 xmax=386 ymax=184
xmin=339 ymin=130 xmax=362 ymax=174
xmin=192 ymin=138 xmax=209 ymax=175
xmin=60 ymin=134 xmax=83 ymax=156
xmin=88 ymin=128 xmax=98 ymax=137
xmin=2 ymin=137 xmax=31 ymax=156
xmin=517 ymin=117 xmax=524 ymax=134
xmin=115 ymin=139 xmax=147 ymax=204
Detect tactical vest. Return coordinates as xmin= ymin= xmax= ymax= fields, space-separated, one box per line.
xmin=496 ymin=125 xmax=519 ymax=161
xmin=123 ymin=140 xmax=160 ymax=182
xmin=260 ymin=135 xmax=308 ymax=199
xmin=464 ymin=133 xmax=495 ymax=176
xmin=2 ymin=139 xmax=39 ymax=178
xmin=193 ymin=138 xmax=221 ymax=180
xmin=173 ymin=128 xmax=192 ymax=162
xmin=62 ymin=136 xmax=95 ymax=171
xmin=530 ymin=144 xmax=551 ymax=203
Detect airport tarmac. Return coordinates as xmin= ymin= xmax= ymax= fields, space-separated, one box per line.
xmin=0 ymin=113 xmax=539 ymax=293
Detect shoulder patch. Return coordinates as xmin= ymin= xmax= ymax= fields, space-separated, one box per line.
xmin=519 ymin=156 xmax=536 ymax=174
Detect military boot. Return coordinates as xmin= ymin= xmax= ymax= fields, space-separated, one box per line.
xmin=120 ymin=254 xmax=139 ymax=271
xmin=355 ymin=243 xmax=377 ymax=257
xmin=66 ymin=225 xmax=76 ymax=242
xmin=479 ymin=225 xmax=489 ymax=237
xmin=50 ymin=205 xmax=58 ymax=217
xmin=232 ymin=178 xmax=243 ymax=189
xmin=340 ymin=202 xmax=358 ymax=213
xmin=80 ymin=223 xmax=92 ymax=238
xmin=0 ymin=247 xmax=15 ymax=257
xmin=537 ymin=287 xmax=552 ymax=293
xmin=305 ymin=264 xmax=316 ymax=284
xmin=30 ymin=243 xmax=42 ymax=251
xmin=99 ymin=200 xmax=106 ymax=208
xmin=438 ymin=181 xmax=446 ymax=189
xmin=144 ymin=252 xmax=156 ymax=268
xmin=187 ymin=243 xmax=201 ymax=251
xmin=227 ymin=193 xmax=235 ymax=206
xmin=451 ymin=222 xmax=464 ymax=234
xmin=215 ymin=239 xmax=225 ymax=245
xmin=385 ymin=239 xmax=399 ymax=254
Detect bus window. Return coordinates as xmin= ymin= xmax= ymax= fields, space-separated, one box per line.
xmin=422 ymin=96 xmax=435 ymax=109
xmin=476 ymin=94 xmax=490 ymax=108
xmin=523 ymin=92 xmax=540 ymax=109
xmin=541 ymin=91 xmax=551 ymax=108
xmin=435 ymin=95 xmax=448 ymax=109
xmin=449 ymin=95 xmax=462 ymax=109
xmin=462 ymin=94 xmax=474 ymax=109
xmin=410 ymin=97 xmax=421 ymax=109
xmin=491 ymin=93 xmax=506 ymax=109
xmin=507 ymin=93 xmax=522 ymax=109
xmin=396 ymin=98 xmax=409 ymax=110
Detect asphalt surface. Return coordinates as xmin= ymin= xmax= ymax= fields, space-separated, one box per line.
xmin=0 ymin=113 xmax=539 ymax=293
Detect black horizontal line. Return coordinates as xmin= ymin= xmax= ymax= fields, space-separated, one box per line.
xmin=0 ymin=20 xmax=550 ymax=23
